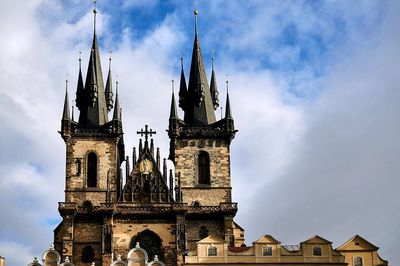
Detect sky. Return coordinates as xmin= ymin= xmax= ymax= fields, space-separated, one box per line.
xmin=0 ymin=0 xmax=399 ymax=265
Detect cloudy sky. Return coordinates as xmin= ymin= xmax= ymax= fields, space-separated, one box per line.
xmin=0 ymin=0 xmax=399 ymax=265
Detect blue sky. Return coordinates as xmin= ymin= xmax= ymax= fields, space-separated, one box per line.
xmin=0 ymin=1 xmax=399 ymax=265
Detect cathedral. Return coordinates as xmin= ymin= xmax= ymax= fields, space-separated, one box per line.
xmin=23 ymin=5 xmax=388 ymax=266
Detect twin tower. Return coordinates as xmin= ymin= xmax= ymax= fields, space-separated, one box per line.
xmin=58 ymin=7 xmax=239 ymax=266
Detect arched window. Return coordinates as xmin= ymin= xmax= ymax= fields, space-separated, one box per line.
xmin=197 ymin=151 xmax=210 ymax=185
xmin=87 ymin=152 xmax=97 ymax=187
xmin=208 ymin=245 xmax=217 ymax=256
xmin=354 ymin=256 xmax=363 ymax=266
xmin=82 ymin=245 xmax=95 ymax=263
xmin=312 ymin=246 xmax=322 ymax=256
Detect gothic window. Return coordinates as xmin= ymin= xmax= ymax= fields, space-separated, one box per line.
xmin=82 ymin=245 xmax=95 ymax=263
xmin=263 ymin=246 xmax=272 ymax=256
xmin=197 ymin=151 xmax=210 ymax=185
xmin=354 ymin=256 xmax=363 ymax=266
xmin=208 ymin=245 xmax=217 ymax=256
xmin=199 ymin=226 xmax=208 ymax=239
xmin=312 ymin=246 xmax=322 ymax=256
xmin=87 ymin=152 xmax=97 ymax=187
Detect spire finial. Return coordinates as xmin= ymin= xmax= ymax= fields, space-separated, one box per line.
xmin=108 ymin=52 xmax=112 ymax=70
xmin=194 ymin=1 xmax=198 ymax=35
xmin=93 ymin=0 xmax=97 ymax=34
xmin=79 ymin=51 xmax=82 ymax=68
xmin=65 ymin=74 xmax=69 ymax=91
xmin=226 ymin=80 xmax=229 ymax=93
xmin=172 ymin=79 xmax=175 ymax=94
xmin=212 ymin=50 xmax=215 ymax=70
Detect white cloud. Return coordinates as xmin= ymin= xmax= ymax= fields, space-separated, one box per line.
xmin=0 ymin=0 xmax=398 ymax=265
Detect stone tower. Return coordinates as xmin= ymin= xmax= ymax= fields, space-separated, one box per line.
xmin=54 ymin=6 xmax=240 ymax=266
xmin=57 ymin=6 xmax=125 ymax=265
xmin=168 ymin=9 xmax=238 ymax=251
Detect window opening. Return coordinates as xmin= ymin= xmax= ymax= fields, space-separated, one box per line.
xmin=197 ymin=151 xmax=210 ymax=185
xmin=312 ymin=246 xmax=322 ymax=256
xmin=87 ymin=152 xmax=97 ymax=187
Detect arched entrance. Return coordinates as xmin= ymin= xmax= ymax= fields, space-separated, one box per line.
xmin=129 ymin=229 xmax=165 ymax=262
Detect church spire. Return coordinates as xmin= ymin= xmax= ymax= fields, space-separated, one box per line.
xmin=75 ymin=53 xmax=85 ymax=111
xmin=77 ymin=3 xmax=108 ymax=127
xmin=225 ymin=81 xmax=233 ymax=120
xmin=178 ymin=58 xmax=187 ymax=110
xmin=184 ymin=8 xmax=216 ymax=125
xmin=170 ymin=80 xmax=178 ymax=119
xmin=105 ymin=56 xmax=114 ymax=112
xmin=210 ymin=52 xmax=219 ymax=110
xmin=62 ymin=79 xmax=70 ymax=120
xmin=113 ymin=82 xmax=121 ymax=121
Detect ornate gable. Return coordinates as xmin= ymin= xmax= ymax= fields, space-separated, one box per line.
xmin=122 ymin=125 xmax=173 ymax=203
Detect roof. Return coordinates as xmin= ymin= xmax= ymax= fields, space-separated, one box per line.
xmin=197 ymin=235 xmax=226 ymax=244
xmin=253 ymin=234 xmax=281 ymax=245
xmin=301 ymin=235 xmax=332 ymax=245
xmin=336 ymin=235 xmax=379 ymax=251
xmin=282 ymin=245 xmax=301 ymax=252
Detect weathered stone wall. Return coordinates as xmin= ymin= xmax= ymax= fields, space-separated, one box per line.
xmin=174 ymin=139 xmax=232 ymax=206
xmin=65 ymin=138 xmax=119 ymax=205
xmin=186 ymin=219 xmax=225 ymax=251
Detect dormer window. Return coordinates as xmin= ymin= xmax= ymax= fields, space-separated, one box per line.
xmin=312 ymin=246 xmax=322 ymax=256
xmin=208 ymin=245 xmax=217 ymax=256
xmin=87 ymin=152 xmax=97 ymax=187
xmin=354 ymin=256 xmax=363 ymax=266
xmin=263 ymin=245 xmax=272 ymax=256
xmin=197 ymin=151 xmax=210 ymax=185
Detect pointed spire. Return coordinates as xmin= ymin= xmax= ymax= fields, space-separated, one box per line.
xmin=185 ymin=7 xmax=216 ymax=125
xmin=163 ymin=158 xmax=167 ymax=182
xmin=63 ymin=79 xmax=71 ymax=120
xmin=156 ymin=147 xmax=160 ymax=169
xmin=169 ymin=169 xmax=174 ymax=198
xmin=178 ymin=58 xmax=188 ymax=110
xmin=170 ymin=80 xmax=178 ymax=119
xmin=225 ymin=81 xmax=233 ymax=119
xmin=125 ymin=155 xmax=130 ymax=183
xmin=105 ymin=55 xmax=114 ymax=112
xmin=113 ymin=82 xmax=121 ymax=121
xmin=78 ymin=4 xmax=108 ymax=127
xmin=150 ymin=139 xmax=154 ymax=156
xmin=210 ymin=51 xmax=219 ymax=110
xmin=132 ymin=147 xmax=137 ymax=165
xmin=75 ymin=52 xmax=85 ymax=111
xmin=139 ymin=139 xmax=143 ymax=156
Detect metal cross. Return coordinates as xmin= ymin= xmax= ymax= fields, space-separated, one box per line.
xmin=137 ymin=125 xmax=156 ymax=142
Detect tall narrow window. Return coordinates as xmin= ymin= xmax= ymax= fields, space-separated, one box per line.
xmin=82 ymin=245 xmax=95 ymax=263
xmin=354 ymin=256 xmax=363 ymax=266
xmin=87 ymin=152 xmax=97 ymax=187
xmin=312 ymin=246 xmax=322 ymax=256
xmin=197 ymin=151 xmax=210 ymax=185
